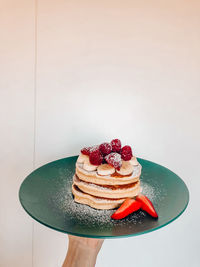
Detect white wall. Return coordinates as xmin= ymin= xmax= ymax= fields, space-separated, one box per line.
xmin=0 ymin=1 xmax=34 ymax=266
xmin=0 ymin=0 xmax=200 ymax=266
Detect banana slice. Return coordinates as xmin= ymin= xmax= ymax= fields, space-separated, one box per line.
xmin=77 ymin=153 xmax=89 ymax=164
xmin=116 ymin=161 xmax=134 ymax=175
xmin=97 ymin=164 xmax=115 ymax=176
xmin=83 ymin=157 xmax=98 ymax=171
xmin=129 ymin=156 xmax=139 ymax=166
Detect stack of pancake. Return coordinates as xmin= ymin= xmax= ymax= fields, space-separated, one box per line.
xmin=72 ymin=153 xmax=142 ymax=210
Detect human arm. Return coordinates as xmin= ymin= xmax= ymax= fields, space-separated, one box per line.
xmin=62 ymin=235 xmax=104 ymax=267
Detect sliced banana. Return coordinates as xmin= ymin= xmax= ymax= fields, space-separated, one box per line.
xmin=116 ymin=160 xmax=134 ymax=175
xmin=77 ymin=153 xmax=89 ymax=164
xmin=83 ymin=157 xmax=98 ymax=171
xmin=129 ymin=156 xmax=139 ymax=166
xmin=97 ymin=164 xmax=115 ymax=176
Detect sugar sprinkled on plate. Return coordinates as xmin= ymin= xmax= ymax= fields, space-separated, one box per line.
xmin=50 ymin=167 xmax=165 ymax=228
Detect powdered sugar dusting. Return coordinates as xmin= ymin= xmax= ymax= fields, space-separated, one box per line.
xmin=50 ymin=166 xmax=165 ymax=228
xmin=141 ymin=182 xmax=156 ymax=201
xmin=78 ymin=179 xmax=113 ymax=191
xmin=140 ymin=170 xmax=167 ymax=208
xmin=76 ymin=161 xmax=142 ymax=178
xmin=74 ymin=175 xmax=139 ymax=192
xmin=105 ymin=152 xmax=122 ymax=169
xmin=89 ymin=145 xmax=99 ymax=152
xmin=52 ymin=180 xmax=145 ymax=227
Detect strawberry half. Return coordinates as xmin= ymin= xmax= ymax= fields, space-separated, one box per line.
xmin=111 ymin=198 xmax=141 ymax=220
xmin=136 ymin=194 xmax=158 ymax=218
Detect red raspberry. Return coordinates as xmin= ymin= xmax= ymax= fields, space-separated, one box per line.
xmin=89 ymin=149 xmax=103 ymax=165
xmin=81 ymin=147 xmax=91 ymax=155
xmin=81 ymin=145 xmax=99 ymax=155
xmin=99 ymin=142 xmax=112 ymax=156
xmin=111 ymin=139 xmax=121 ymax=153
xmin=121 ymin=145 xmax=133 ymax=161
xmin=105 ymin=152 xmax=122 ymax=170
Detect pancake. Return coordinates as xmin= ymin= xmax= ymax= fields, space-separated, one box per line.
xmin=72 ymin=184 xmax=125 ymax=210
xmin=73 ymin=175 xmax=141 ymax=199
xmin=76 ymin=162 xmax=141 ymax=186
xmin=72 ymin=151 xmax=142 ymax=210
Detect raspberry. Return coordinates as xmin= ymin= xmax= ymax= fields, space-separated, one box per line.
xmin=89 ymin=149 xmax=103 ymax=165
xmin=121 ymin=145 xmax=133 ymax=161
xmin=99 ymin=142 xmax=112 ymax=156
xmin=111 ymin=139 xmax=121 ymax=153
xmin=81 ymin=145 xmax=99 ymax=155
xmin=81 ymin=147 xmax=91 ymax=155
xmin=105 ymin=152 xmax=122 ymax=170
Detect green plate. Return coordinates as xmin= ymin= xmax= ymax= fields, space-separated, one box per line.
xmin=19 ymin=156 xmax=189 ymax=239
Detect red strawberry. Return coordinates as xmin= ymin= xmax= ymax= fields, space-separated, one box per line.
xmin=111 ymin=198 xmax=141 ymax=220
xmin=81 ymin=147 xmax=91 ymax=155
xmin=105 ymin=152 xmax=122 ymax=170
xmin=121 ymin=145 xmax=133 ymax=161
xmin=89 ymin=149 xmax=103 ymax=165
xmin=99 ymin=142 xmax=112 ymax=156
xmin=111 ymin=139 xmax=121 ymax=153
xmin=136 ymin=194 xmax=158 ymax=218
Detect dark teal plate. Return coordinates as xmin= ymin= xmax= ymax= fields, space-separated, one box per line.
xmin=19 ymin=157 xmax=189 ymax=239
